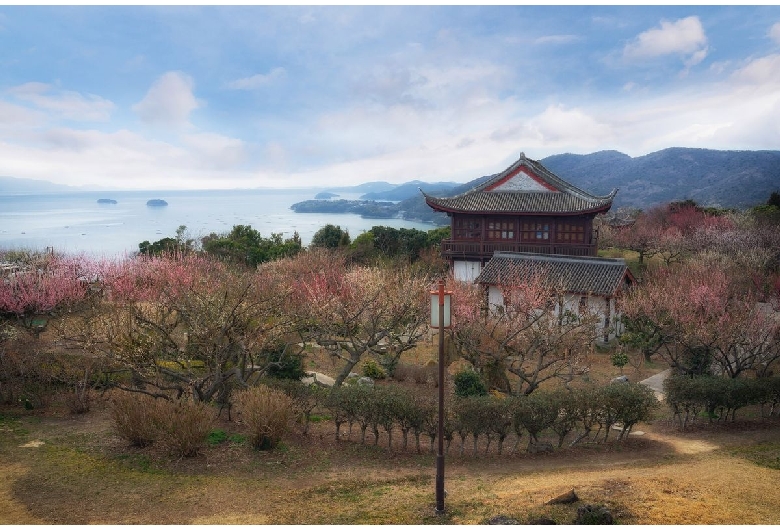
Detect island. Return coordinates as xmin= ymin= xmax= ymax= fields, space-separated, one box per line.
xmin=290 ymin=199 xmax=398 ymax=219
xmin=97 ymin=198 xmax=118 ymax=204
xmin=146 ymin=199 xmax=168 ymax=207
xmin=314 ymin=191 xmax=340 ymax=200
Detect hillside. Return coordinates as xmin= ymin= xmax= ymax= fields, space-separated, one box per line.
xmin=541 ymin=148 xmax=780 ymax=208
xmin=360 ymin=180 xmax=459 ymax=201
xmin=401 ymin=148 xmax=780 ymax=221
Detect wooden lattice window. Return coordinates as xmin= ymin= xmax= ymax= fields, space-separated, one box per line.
xmin=453 ymin=217 xmax=481 ymax=240
xmin=486 ymin=218 xmax=515 ymax=240
xmin=556 ymin=221 xmax=585 ymax=243
xmin=520 ymin=220 xmax=550 ymax=242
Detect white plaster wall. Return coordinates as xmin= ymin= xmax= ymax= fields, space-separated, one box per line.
xmin=485 ymin=287 xmax=624 ymax=342
xmin=453 ymin=260 xmax=483 ymax=282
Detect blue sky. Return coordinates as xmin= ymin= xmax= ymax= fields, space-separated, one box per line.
xmin=1 ymin=5 xmax=779 ymax=190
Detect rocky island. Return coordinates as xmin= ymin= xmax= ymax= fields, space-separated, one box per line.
xmin=314 ymin=191 xmax=340 ymax=200
xmin=97 ymin=198 xmax=117 ymax=204
xmin=146 ymin=199 xmax=168 ymax=207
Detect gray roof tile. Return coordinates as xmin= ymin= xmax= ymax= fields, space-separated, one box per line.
xmin=475 ymin=252 xmax=633 ymax=296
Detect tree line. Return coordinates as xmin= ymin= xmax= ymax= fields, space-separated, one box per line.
xmin=137 ymin=222 xmax=451 ymax=268
xmin=610 ymin=193 xmax=780 ymax=383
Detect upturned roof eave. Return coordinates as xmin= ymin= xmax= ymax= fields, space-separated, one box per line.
xmin=423 ymin=194 xmax=615 ymax=216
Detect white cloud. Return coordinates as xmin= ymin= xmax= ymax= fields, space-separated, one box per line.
xmin=263 ymin=141 xmax=288 ymax=170
xmin=0 ymin=127 xmax=261 ymax=190
xmin=0 ymin=100 xmax=46 ymax=128
xmin=624 ymin=16 xmax=708 ymax=65
xmin=7 ymin=82 xmax=115 ymax=121
xmin=769 ymin=22 xmax=780 ymax=45
xmin=731 ymin=53 xmax=780 ymax=85
xmin=684 ymin=47 xmax=709 ymax=68
xmin=181 ymin=132 xmax=247 ymax=169
xmin=534 ymin=35 xmax=580 ymax=45
xmin=225 ymin=67 xmax=287 ymax=90
xmin=524 ymin=105 xmax=613 ymax=147
xmin=132 ymin=71 xmax=201 ymax=127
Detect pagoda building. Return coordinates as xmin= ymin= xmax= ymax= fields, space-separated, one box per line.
xmin=422 ymin=153 xmax=618 ymax=281
xmin=423 ymin=153 xmax=633 ymax=342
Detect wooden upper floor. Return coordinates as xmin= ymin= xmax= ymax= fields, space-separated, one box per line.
xmin=440 ymin=213 xmax=598 ymax=260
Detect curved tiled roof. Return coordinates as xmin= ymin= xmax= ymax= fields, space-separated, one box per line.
xmin=423 ymin=153 xmax=617 ymax=215
xmin=423 ymin=190 xmax=615 ymax=215
xmin=475 ymin=252 xmax=633 ymax=296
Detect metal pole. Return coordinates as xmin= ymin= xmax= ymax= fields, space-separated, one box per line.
xmin=436 ymin=279 xmax=445 ymax=514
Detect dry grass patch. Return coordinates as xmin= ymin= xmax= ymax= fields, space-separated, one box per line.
xmin=3 ymin=402 xmax=780 ymax=524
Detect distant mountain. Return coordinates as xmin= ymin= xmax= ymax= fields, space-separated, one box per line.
xmin=540 ymin=148 xmax=780 ymax=209
xmin=322 ymin=181 xmax=397 ymax=194
xmin=399 ymin=148 xmax=780 ymax=224
xmin=0 ymin=176 xmax=82 ymax=194
xmin=360 ymin=180 xmax=459 ymax=201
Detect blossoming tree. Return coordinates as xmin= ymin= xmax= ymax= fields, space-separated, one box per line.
xmin=449 ymin=273 xmax=598 ymax=395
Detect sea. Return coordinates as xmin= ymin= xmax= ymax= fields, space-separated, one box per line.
xmin=0 ymin=188 xmax=439 ymax=258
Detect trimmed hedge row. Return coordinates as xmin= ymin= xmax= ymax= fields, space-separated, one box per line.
xmin=664 ymin=375 xmax=780 ymax=429
xmin=270 ymin=380 xmax=659 ymax=456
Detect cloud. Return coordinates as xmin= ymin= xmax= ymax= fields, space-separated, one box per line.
xmin=0 ymin=100 xmax=46 ymax=128
xmin=534 ymin=34 xmax=580 ymax=45
xmin=0 ymin=126 xmax=263 ymax=190
xmin=350 ymin=64 xmax=425 ymax=106
xmin=624 ymin=16 xmax=708 ymax=65
xmin=181 ymin=132 xmax=247 ymax=169
xmin=525 ymin=105 xmax=613 ymax=146
xmin=730 ymin=53 xmax=780 ymax=85
xmin=7 ymin=82 xmax=115 ymax=121
xmin=225 ymin=67 xmax=287 ymax=90
xmin=132 ymin=71 xmax=201 ymax=127
xmin=770 ymin=22 xmax=780 ymax=45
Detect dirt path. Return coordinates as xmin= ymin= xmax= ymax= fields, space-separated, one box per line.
xmin=0 ymin=463 xmax=43 ymax=524
xmin=639 ymin=368 xmax=672 ymax=400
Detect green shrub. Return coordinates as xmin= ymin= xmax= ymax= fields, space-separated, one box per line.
xmin=599 ymin=383 xmax=658 ymax=440
xmin=266 ymin=350 xmax=307 ymax=381
xmin=236 ymin=385 xmax=295 ymax=450
xmin=453 ymin=369 xmax=487 ymax=397
xmin=664 ymin=375 xmax=780 ymax=428
xmin=610 ymin=351 xmax=629 ymax=373
xmin=510 ymin=392 xmax=558 ymax=448
xmin=362 ymin=359 xmax=387 ymax=380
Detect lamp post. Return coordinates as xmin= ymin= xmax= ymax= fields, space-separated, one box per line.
xmin=430 ymin=279 xmax=451 ymax=514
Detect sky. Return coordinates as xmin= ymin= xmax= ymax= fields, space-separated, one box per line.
xmin=1 ymin=5 xmax=779 ymax=191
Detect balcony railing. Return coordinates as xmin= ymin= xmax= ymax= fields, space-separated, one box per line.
xmin=441 ymin=239 xmax=597 ymax=258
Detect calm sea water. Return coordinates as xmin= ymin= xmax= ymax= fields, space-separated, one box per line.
xmin=0 ymin=189 xmax=438 ymax=258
